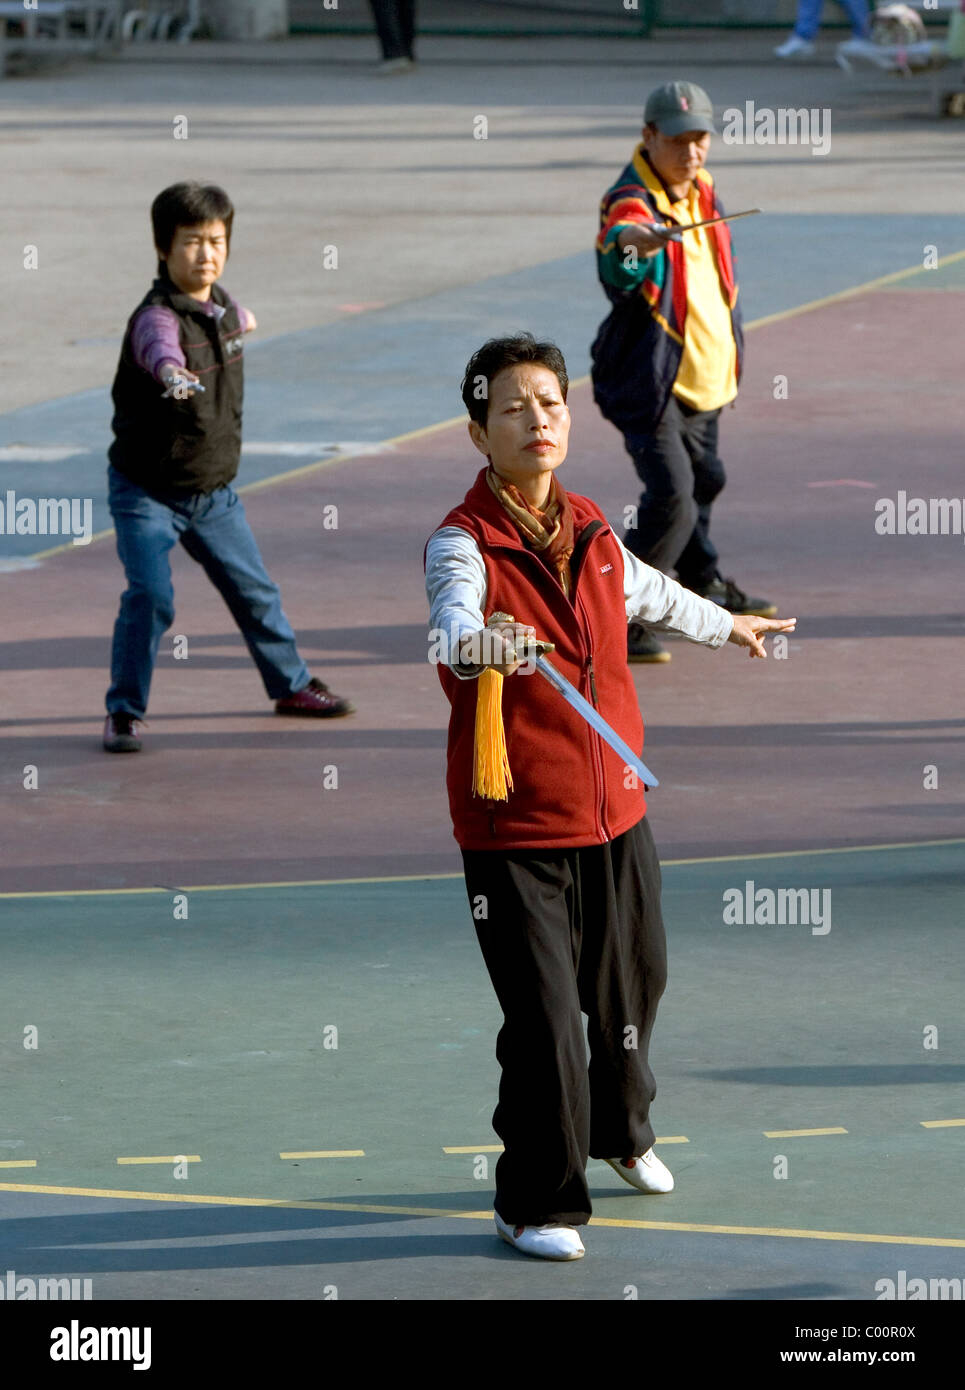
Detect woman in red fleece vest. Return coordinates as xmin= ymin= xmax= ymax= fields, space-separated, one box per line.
xmin=424 ymin=334 xmax=794 ymax=1261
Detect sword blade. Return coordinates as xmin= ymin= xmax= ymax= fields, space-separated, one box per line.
xmin=532 ymin=655 xmax=659 ymax=789
xmin=671 ymin=207 xmax=761 ymax=235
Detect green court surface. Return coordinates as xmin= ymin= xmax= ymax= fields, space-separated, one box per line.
xmin=2 ymin=841 xmax=963 ymax=1299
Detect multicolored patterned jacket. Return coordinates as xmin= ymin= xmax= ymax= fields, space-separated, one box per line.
xmin=590 ymin=145 xmax=743 ymax=434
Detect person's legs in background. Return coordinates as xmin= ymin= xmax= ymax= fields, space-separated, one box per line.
xmin=174 ymin=484 xmax=310 ymax=701
xmin=622 ymin=396 xmax=699 ymax=663
xmin=674 ymin=403 xmax=778 ymax=616
xmin=792 ymin=0 xmax=826 ymax=41
xmin=176 ymin=484 xmax=354 ymax=716
xmin=623 ymin=397 xmax=699 ymax=575
xmin=840 ymin=0 xmax=871 ymax=38
xmin=105 ymin=466 xmax=182 ymax=743
xmin=369 ymin=0 xmax=416 ymax=70
xmin=626 ymin=400 xmax=777 ymax=623
xmin=671 ymin=402 xmax=725 ymax=593
xmin=397 ymin=0 xmax=416 ymax=59
xmin=776 ymin=0 xmax=870 ymax=56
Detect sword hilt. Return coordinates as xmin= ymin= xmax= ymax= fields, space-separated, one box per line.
xmin=487 ymin=612 xmax=555 ymax=659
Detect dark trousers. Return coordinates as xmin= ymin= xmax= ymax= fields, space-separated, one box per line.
xmin=368 ymin=0 xmax=415 ymax=59
xmin=623 ymin=394 xmax=726 ymax=589
xmin=461 ymin=817 xmax=667 ymax=1227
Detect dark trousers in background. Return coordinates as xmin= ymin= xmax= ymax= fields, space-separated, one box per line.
xmin=623 ymin=394 xmax=726 ymax=590
xmin=462 ymin=817 xmax=668 ymax=1227
xmin=368 ymin=0 xmax=416 ymax=59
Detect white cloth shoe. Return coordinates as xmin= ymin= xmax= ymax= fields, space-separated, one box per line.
xmin=605 ymin=1148 xmax=675 ymax=1193
xmin=494 ymin=1211 xmax=585 ymax=1260
xmin=774 ymin=34 xmax=816 ymax=59
xmin=377 ymin=57 xmax=415 ymax=75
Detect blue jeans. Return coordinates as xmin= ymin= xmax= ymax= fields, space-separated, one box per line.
xmin=794 ymin=0 xmax=869 ymax=40
xmin=622 ymin=395 xmax=726 ymax=590
xmin=106 ymin=465 xmax=310 ymax=717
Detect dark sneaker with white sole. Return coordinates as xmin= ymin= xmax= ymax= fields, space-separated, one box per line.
xmin=103 ymin=713 xmax=143 ymax=752
xmin=627 ymin=622 xmax=671 ymax=664
xmin=275 ymin=677 xmax=355 ymax=718
xmin=692 ymin=574 xmax=777 ymax=618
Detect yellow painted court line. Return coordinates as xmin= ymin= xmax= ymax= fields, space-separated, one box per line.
xmin=664 ymin=837 xmax=965 ymax=869
xmin=279 ymin=1150 xmax=365 ymax=1159
xmin=585 ymin=1216 xmax=965 ymax=1248
xmin=763 ymin=1127 xmax=848 ymax=1139
xmin=0 ymin=1160 xmax=37 ymax=1168
xmin=443 ymin=1145 xmax=504 ymax=1154
xmin=654 ymin=1136 xmax=689 ymax=1145
xmin=26 ymin=526 xmax=115 ymax=561
xmin=738 ymin=248 xmax=965 ymax=333
xmin=240 ymin=414 xmax=467 ymax=496
xmin=4 ymin=838 xmax=963 ymax=900
xmin=0 ymin=1181 xmax=482 ymax=1221
xmin=24 ymin=416 xmax=468 ymax=562
xmin=116 ymin=1155 xmax=201 ymax=1166
xmin=921 ymin=1119 xmax=965 ymax=1129
xmin=2 ymin=1181 xmax=963 ymax=1250
xmin=0 ymin=872 xmax=465 ymax=900
xmin=23 ymin=247 xmax=965 ymax=566
xmin=239 ymin=453 xmax=380 ymax=497
xmin=564 ymin=252 xmax=965 ymax=384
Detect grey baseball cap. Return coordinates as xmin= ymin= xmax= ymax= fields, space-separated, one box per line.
xmin=644 ymin=81 xmax=716 ymax=136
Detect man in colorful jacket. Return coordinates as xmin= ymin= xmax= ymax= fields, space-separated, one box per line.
xmin=592 ymin=81 xmax=777 ymax=664
xmin=425 ymin=333 xmax=794 ymax=1261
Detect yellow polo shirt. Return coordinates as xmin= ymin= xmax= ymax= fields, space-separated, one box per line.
xmin=670 ymin=182 xmax=738 ymax=412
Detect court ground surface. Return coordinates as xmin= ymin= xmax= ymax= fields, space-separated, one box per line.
xmin=3 ymin=841 xmax=965 ymax=1300
xmin=1 ymin=32 xmax=963 ymax=1302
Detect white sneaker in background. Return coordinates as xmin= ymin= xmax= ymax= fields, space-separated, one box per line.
xmin=836 ymin=36 xmax=893 ymax=71
xmin=838 ymin=37 xmax=884 ymax=59
xmin=774 ymin=34 xmax=817 ymax=59
xmin=377 ymin=57 xmax=415 ymax=75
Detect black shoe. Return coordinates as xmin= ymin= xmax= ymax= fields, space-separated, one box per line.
xmin=691 ymin=574 xmax=777 ymax=618
xmin=103 ymin=713 xmax=142 ymax=752
xmin=627 ymin=622 xmax=671 ymax=663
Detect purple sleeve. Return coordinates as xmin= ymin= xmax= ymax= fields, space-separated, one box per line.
xmin=224 ymin=293 xmax=252 ymax=331
xmin=130 ymin=306 xmax=184 ymax=380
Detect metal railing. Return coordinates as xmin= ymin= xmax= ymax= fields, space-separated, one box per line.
xmin=120 ymin=0 xmax=200 ymax=40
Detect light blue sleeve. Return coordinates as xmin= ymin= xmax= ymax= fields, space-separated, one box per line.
xmin=619 ymin=538 xmax=733 ymax=647
xmin=425 ymin=526 xmax=489 ymax=679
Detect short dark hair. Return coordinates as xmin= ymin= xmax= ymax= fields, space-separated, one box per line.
xmin=151 ymin=182 xmax=234 ymax=270
xmin=461 ymin=333 xmax=568 ymax=426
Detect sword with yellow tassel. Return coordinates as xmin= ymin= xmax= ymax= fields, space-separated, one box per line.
xmin=473 ymin=612 xmax=659 ymax=800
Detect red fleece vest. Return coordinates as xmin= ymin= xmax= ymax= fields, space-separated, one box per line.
xmin=428 ymin=468 xmax=648 ymax=851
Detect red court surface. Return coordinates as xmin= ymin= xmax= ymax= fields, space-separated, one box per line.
xmin=2 ymin=279 xmax=963 ymax=893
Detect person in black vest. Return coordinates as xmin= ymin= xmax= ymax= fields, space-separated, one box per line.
xmin=103 ymin=182 xmax=353 ymax=753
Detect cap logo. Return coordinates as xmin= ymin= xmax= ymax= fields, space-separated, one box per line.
xmin=680 ymin=97 xmax=689 ymax=110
